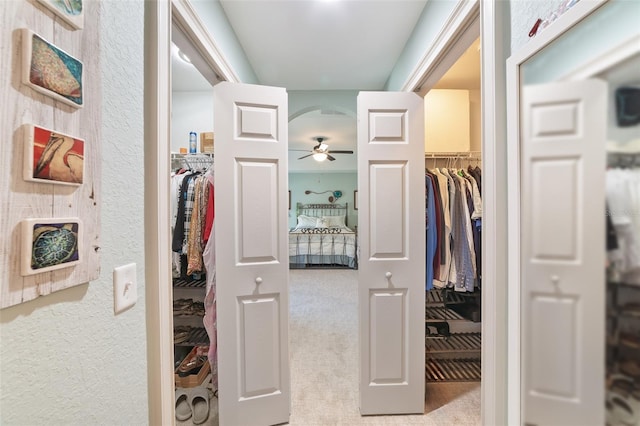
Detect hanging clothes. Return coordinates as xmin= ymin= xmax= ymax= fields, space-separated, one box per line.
xmin=202 ymin=167 xmax=218 ymax=389
xmin=425 ymin=175 xmax=437 ymax=291
xmin=426 ymin=165 xmax=483 ymax=292
xmin=607 ymin=166 xmax=640 ymax=285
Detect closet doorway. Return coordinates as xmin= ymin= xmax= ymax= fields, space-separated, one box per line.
xmin=422 ymin=36 xmax=483 ymax=391
xmin=144 ymin=1 xmax=500 ymax=424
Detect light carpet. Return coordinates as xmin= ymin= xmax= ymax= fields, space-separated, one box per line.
xmin=179 ymin=269 xmax=480 ymax=425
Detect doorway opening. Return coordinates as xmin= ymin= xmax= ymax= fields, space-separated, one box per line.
xmin=146 ymin=1 xmax=496 ymax=424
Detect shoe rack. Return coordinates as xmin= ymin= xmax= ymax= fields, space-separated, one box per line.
xmin=425 ymin=288 xmax=481 ymax=382
xmin=606 ymin=280 xmax=640 ymax=425
xmin=173 ymin=273 xmax=209 ymax=364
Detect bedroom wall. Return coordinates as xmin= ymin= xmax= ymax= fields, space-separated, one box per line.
xmin=289 ymin=173 xmax=358 ymax=230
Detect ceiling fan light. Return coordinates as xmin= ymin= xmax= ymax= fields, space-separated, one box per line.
xmin=313 ymin=152 xmax=328 ymax=162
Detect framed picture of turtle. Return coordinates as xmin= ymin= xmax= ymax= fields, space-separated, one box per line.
xmin=35 ymin=0 xmax=84 ymax=30
xmin=21 ymin=29 xmax=84 ymax=108
xmin=24 ymin=124 xmax=84 ymax=186
xmin=20 ymin=218 xmax=82 ymax=276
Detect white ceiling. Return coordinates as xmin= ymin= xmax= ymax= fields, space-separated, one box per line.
xmin=219 ymin=0 xmax=428 ymax=90
xmin=171 ymin=1 xmax=480 ymax=172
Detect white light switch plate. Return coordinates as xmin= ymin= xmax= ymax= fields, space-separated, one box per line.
xmin=113 ymin=263 xmax=137 ymax=314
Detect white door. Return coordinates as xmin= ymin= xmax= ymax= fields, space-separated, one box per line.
xmin=357 ymin=91 xmax=425 ymax=415
xmin=214 ymin=82 xmax=290 ymax=426
xmin=521 ymin=79 xmax=607 ymax=425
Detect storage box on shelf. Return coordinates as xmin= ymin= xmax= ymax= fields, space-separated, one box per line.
xmin=175 ymin=345 xmax=211 ymax=388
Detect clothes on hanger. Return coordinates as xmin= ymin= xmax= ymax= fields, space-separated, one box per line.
xmin=607 ymin=165 xmax=640 ymax=285
xmin=426 ymin=165 xmax=482 ymax=292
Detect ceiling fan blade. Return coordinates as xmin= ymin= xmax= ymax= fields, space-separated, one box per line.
xmin=298 ymin=153 xmax=313 ymax=160
xmin=329 ymin=150 xmax=354 ymax=154
xmin=327 ymin=154 xmax=336 ymax=161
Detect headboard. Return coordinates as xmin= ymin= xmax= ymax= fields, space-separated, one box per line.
xmin=296 ymin=203 xmax=349 ymax=227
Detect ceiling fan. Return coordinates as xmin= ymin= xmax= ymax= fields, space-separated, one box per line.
xmin=294 ymin=137 xmax=354 ymax=162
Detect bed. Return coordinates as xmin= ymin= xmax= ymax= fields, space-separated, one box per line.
xmin=289 ymin=203 xmax=358 ymax=269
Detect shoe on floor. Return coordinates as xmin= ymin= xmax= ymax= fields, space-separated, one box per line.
xmin=175 ymin=389 xmax=192 ymax=421
xmin=190 ymin=386 xmax=210 ymax=425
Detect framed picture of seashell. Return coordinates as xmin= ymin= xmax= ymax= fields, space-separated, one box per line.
xmin=24 ymin=124 xmax=84 ymax=186
xmin=21 ymin=29 xmax=83 ymax=108
xmin=35 ymin=0 xmax=84 ymax=30
xmin=20 ymin=218 xmax=82 ymax=276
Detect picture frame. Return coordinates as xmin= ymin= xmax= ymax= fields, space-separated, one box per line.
xmin=21 ymin=217 xmax=82 ymax=276
xmin=354 ymin=190 xmax=358 ymax=210
xmin=22 ymin=28 xmax=84 ymax=108
xmin=24 ymin=124 xmax=85 ymax=186
xmin=35 ymin=0 xmax=84 ymax=30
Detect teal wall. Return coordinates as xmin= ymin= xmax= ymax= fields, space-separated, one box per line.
xmin=385 ymin=0 xmax=459 ymax=91
xmin=288 ymin=173 xmax=358 ymax=230
xmin=191 ymin=0 xmax=259 ymax=84
xmin=521 ymin=1 xmax=640 ymax=85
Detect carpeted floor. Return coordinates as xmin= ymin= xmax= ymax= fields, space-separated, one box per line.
xmin=178 ymin=269 xmax=480 ymax=425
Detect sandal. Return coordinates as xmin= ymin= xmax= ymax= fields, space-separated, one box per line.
xmin=175 ymin=389 xmax=192 ymax=421
xmin=190 ymin=386 xmax=210 ymax=425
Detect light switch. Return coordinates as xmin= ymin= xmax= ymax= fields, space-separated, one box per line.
xmin=113 ymin=263 xmax=137 ymax=314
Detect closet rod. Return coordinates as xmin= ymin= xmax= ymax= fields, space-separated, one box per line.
xmin=425 ymin=151 xmax=482 ymax=159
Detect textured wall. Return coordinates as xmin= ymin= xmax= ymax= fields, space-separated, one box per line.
xmin=0 ymin=0 xmax=148 ymax=424
xmin=509 ymin=0 xmax=563 ymax=53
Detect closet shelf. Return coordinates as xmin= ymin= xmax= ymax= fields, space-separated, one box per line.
xmin=426 ymin=289 xmax=480 ymax=306
xmin=426 ymin=358 xmax=481 ymax=382
xmin=174 ymin=327 xmax=209 ymax=347
xmin=173 ymin=277 xmax=207 ymax=289
xmin=426 ymin=332 xmax=481 ymax=357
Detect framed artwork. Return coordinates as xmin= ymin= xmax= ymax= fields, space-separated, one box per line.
xmin=35 ymin=0 xmax=84 ymax=30
xmin=24 ymin=124 xmax=84 ymax=186
xmin=22 ymin=29 xmax=84 ymax=108
xmin=21 ymin=218 xmax=82 ymax=276
xmin=354 ymin=190 xmax=358 ymax=210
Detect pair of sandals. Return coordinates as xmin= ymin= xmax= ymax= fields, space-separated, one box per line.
xmin=175 ymin=386 xmax=211 ymax=424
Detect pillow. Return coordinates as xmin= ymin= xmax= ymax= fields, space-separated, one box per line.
xmin=321 ymin=215 xmax=346 ymax=228
xmin=296 ymin=215 xmax=320 ymax=228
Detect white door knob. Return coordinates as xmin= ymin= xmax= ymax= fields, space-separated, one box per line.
xmin=385 ymin=272 xmax=392 ymax=279
xmin=255 ymin=277 xmax=263 ymax=284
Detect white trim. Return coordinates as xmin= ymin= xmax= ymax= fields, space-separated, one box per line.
xmin=561 ymin=34 xmax=640 ymax=81
xmin=171 ymin=0 xmax=240 ymax=84
xmin=401 ymin=0 xmax=480 ymax=93
xmin=480 ymin=1 xmax=508 ymax=425
xmin=144 ymin=1 xmax=174 ymax=425
xmin=505 ymin=1 xmax=608 ymax=424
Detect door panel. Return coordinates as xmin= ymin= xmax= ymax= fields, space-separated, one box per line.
xmin=215 ymin=82 xmax=290 ymax=426
xmin=358 ymin=91 xmax=425 ymax=415
xmin=521 ymin=79 xmax=606 ymax=425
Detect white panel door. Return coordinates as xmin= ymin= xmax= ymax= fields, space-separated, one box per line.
xmin=521 ymin=80 xmax=606 ymax=425
xmin=214 ymin=82 xmax=290 ymax=426
xmin=358 ymin=91 xmax=425 ymax=415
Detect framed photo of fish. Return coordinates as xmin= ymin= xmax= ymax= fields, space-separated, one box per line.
xmin=21 ymin=29 xmax=83 ymax=108
xmin=20 ymin=218 xmax=82 ymax=276
xmin=24 ymin=124 xmax=84 ymax=186
xmin=35 ymin=0 xmax=84 ymax=30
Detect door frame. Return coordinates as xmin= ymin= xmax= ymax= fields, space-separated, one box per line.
xmin=505 ymin=1 xmax=609 ymax=424
xmin=145 ymin=0 xmax=500 ymax=422
xmin=144 ymin=1 xmax=238 ymax=424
